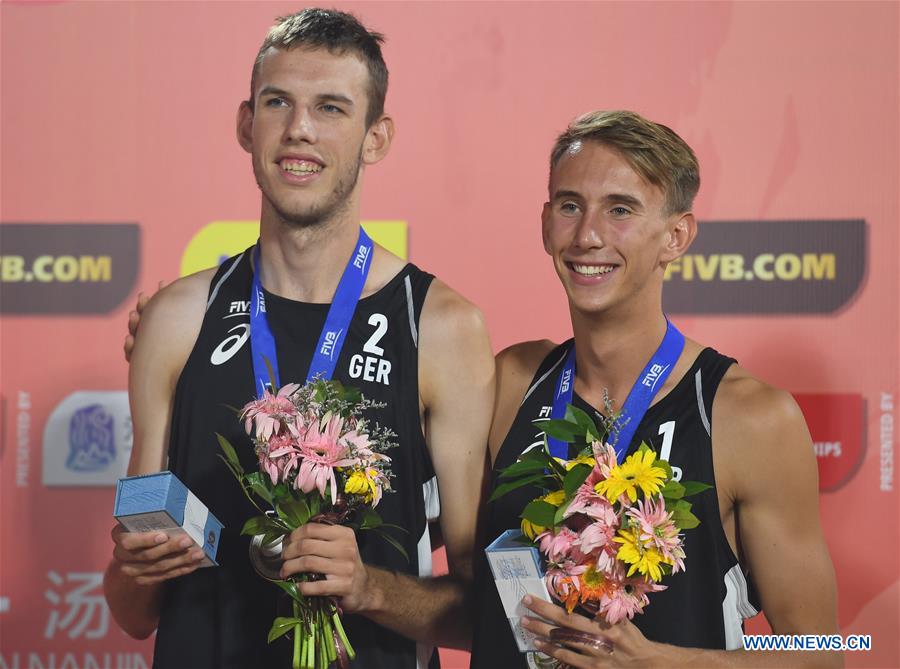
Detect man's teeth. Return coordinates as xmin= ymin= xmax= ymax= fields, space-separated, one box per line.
xmin=281 ymin=161 xmax=322 ymax=174
xmin=571 ymin=264 xmax=614 ymax=276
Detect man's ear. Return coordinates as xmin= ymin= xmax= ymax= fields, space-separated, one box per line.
xmin=541 ymin=202 xmax=553 ymax=255
xmin=661 ymin=212 xmax=697 ymax=264
xmin=236 ymin=100 xmax=254 ymax=154
xmin=362 ymin=114 xmax=394 ymax=165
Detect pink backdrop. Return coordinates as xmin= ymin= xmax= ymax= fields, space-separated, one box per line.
xmin=1 ymin=2 xmax=897 ymax=667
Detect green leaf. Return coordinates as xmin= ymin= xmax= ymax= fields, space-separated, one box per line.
xmin=262 ymin=529 xmax=285 ymax=546
xmin=268 ymin=617 xmax=302 ymax=643
xmin=277 ymin=498 xmax=311 ymax=528
xmin=680 ymin=481 xmax=713 ymax=497
xmin=535 ymin=419 xmax=582 ymax=444
xmin=377 ymin=523 xmax=409 ymax=534
xmin=563 ymin=463 xmax=592 ymax=497
xmin=488 ymin=473 xmax=551 ymax=502
xmin=498 ymin=458 xmax=548 ymax=480
xmin=565 ymin=405 xmax=601 ymax=442
xmin=654 ymin=459 xmax=674 ymax=481
xmin=342 ymin=385 xmax=362 ymax=405
xmin=358 ymin=507 xmax=383 ymax=529
xmin=521 ymin=500 xmax=557 ymax=527
xmin=271 ymin=483 xmax=292 ymax=504
xmin=660 ymin=480 xmax=685 ymax=500
xmin=519 ymin=447 xmax=552 ymax=463
xmin=672 ymin=506 xmax=701 ymax=530
xmin=272 ymin=579 xmax=302 ymax=603
xmin=262 ymin=355 xmax=278 ymax=394
xmin=308 ymin=494 xmax=322 ymax=517
xmin=246 ymin=472 xmax=274 ymax=505
xmin=241 ymin=515 xmax=286 ymax=537
xmin=372 ymin=528 xmax=409 ymax=562
xmin=216 ymin=433 xmax=243 ymax=474
xmin=553 ymin=496 xmax=573 ymax=526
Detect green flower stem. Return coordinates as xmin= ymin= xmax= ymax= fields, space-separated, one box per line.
xmin=324 ymin=606 xmax=337 ymax=664
xmin=307 ymin=618 xmax=316 ymax=668
xmin=292 ymin=600 xmax=301 ymax=669
xmin=333 ymin=611 xmax=356 ymax=660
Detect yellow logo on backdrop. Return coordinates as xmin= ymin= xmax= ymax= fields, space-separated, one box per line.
xmin=180 ymin=221 xmax=408 ymax=276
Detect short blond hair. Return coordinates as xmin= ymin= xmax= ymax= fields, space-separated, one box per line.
xmin=550 ymin=110 xmax=700 ymax=215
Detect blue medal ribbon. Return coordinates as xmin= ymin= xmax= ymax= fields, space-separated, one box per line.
xmin=249 ymin=227 xmax=374 ymax=397
xmin=547 ymin=319 xmax=685 ymax=462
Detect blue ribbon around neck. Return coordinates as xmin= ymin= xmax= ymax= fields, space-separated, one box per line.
xmin=547 ymin=319 xmax=685 ymax=462
xmin=249 ymin=227 xmax=374 ymax=397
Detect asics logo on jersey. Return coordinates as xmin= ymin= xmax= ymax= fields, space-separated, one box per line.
xmin=211 ymin=323 xmax=250 ymax=365
xmin=642 ymin=363 xmax=670 ymax=391
xmin=320 ymin=329 xmax=343 ymax=360
xmin=255 ymin=288 xmax=266 ymax=315
xmin=353 ymin=244 xmax=370 ymax=273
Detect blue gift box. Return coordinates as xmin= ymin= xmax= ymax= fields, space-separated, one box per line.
xmin=485 ymin=530 xmax=552 ymax=652
xmin=114 ymin=470 xmax=223 ymax=567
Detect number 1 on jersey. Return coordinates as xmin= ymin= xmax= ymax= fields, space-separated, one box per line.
xmin=658 ymin=420 xmax=683 ymax=481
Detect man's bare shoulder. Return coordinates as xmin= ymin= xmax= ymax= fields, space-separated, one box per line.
xmin=417 ymin=278 xmax=494 ymax=407
xmin=131 ymin=268 xmax=217 ymax=376
xmin=716 ymin=364 xmax=807 ymax=435
xmin=140 ymin=268 xmax=216 ymax=329
xmin=712 ymin=363 xmax=815 ymax=497
xmin=419 ymin=278 xmax=490 ymax=345
xmin=495 ymin=340 xmax=558 ymax=393
xmin=488 ymin=340 xmax=557 ymax=458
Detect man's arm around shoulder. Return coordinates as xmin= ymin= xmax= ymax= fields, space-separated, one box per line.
xmin=374 ymin=280 xmax=496 ymax=647
xmin=103 ymin=272 xmax=212 ymax=639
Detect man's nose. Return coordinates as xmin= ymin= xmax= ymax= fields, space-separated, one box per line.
xmin=284 ymin=107 xmax=317 ymax=144
xmin=572 ymin=209 xmax=605 ymax=250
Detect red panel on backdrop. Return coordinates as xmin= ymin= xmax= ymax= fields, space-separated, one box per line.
xmin=795 ymin=393 xmax=866 ymax=493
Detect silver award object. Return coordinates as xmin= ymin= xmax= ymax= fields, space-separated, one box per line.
xmin=249 ymin=531 xmax=284 ymax=581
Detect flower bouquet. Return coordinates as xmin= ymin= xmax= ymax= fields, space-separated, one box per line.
xmin=217 ymin=377 xmax=402 ymax=669
xmin=490 ymin=405 xmax=710 ymax=624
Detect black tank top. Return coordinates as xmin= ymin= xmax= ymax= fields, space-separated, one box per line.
xmin=471 ymin=342 xmax=760 ymax=668
xmin=153 ymin=249 xmax=439 ymax=669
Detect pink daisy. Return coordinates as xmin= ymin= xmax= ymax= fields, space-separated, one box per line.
xmin=241 ymin=383 xmax=302 ymax=440
xmin=295 ymin=414 xmax=356 ymax=501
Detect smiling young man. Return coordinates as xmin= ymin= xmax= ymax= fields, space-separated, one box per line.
xmin=103 ymin=9 xmax=494 ymax=668
xmin=471 ymin=110 xmax=841 ymax=668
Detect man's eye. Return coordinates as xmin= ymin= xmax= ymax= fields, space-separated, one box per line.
xmin=264 ymin=97 xmax=288 ymax=108
xmin=559 ymin=202 xmax=579 ymax=214
xmin=321 ymin=104 xmax=343 ymax=114
xmin=610 ymin=206 xmax=631 ymax=217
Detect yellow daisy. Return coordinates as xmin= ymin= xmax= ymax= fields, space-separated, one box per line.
xmin=613 ymin=527 xmax=668 ymax=582
xmin=521 ymin=490 xmax=567 ymax=539
xmin=594 ymin=449 xmax=666 ymax=503
xmin=565 ymin=454 xmax=597 ymax=471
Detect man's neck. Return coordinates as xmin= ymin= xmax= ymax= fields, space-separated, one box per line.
xmin=569 ymin=300 xmax=669 ymax=413
xmin=257 ymin=212 xmax=361 ymax=303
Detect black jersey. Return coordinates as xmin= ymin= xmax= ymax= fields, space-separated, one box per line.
xmin=153 ymin=248 xmax=440 ymax=669
xmin=471 ymin=341 xmax=760 ymax=668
